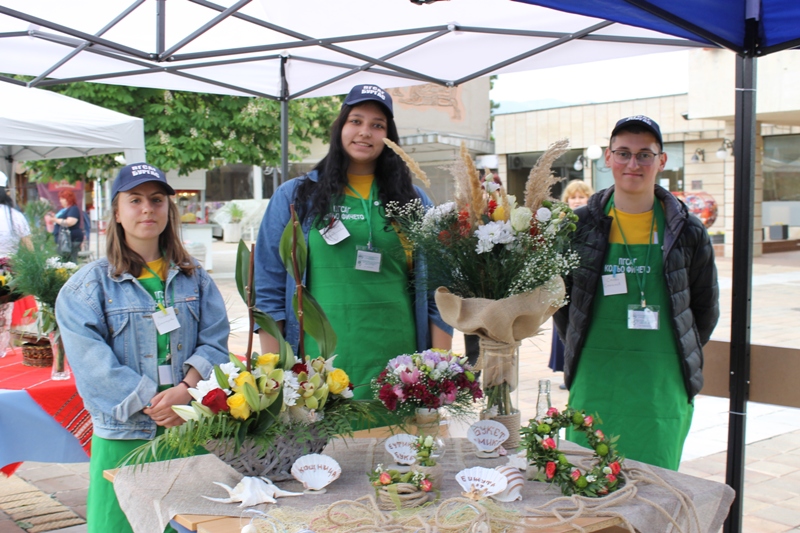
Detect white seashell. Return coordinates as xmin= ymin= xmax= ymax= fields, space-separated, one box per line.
xmin=506 ymin=450 xmax=529 ymax=470
xmin=455 ymin=466 xmax=508 ymax=500
xmin=467 ymin=420 xmax=509 ymax=454
xmin=491 ymin=466 xmax=525 ymax=502
xmin=291 ymin=454 xmax=341 ymax=493
xmin=203 ymin=477 xmax=293 ymax=507
xmin=384 ymin=433 xmax=418 ymax=465
xmin=241 ymin=524 xmax=257 ymax=533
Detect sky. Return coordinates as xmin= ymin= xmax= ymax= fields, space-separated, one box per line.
xmin=490 ymin=50 xmax=689 ymax=112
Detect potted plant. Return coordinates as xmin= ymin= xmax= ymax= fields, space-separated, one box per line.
xmin=223 ymin=202 xmax=245 ymax=243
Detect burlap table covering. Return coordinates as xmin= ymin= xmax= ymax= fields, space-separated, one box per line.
xmin=114 ymin=438 xmax=734 ymax=533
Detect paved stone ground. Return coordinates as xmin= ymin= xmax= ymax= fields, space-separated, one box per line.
xmin=2 ymin=240 xmax=799 ymax=532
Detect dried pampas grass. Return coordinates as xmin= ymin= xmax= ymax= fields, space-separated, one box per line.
xmin=382 ymin=138 xmax=431 ymax=188
xmin=462 ymin=142 xmax=487 ymax=227
xmin=524 ymin=138 xmax=570 ymax=210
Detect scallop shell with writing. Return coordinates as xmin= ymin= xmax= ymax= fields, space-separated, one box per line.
xmin=290 ymin=454 xmax=341 ymax=493
xmin=467 ymin=420 xmax=509 ymax=454
xmin=455 ymin=466 xmax=508 ymax=499
xmin=384 ymin=433 xmax=418 ymax=465
xmin=491 ymin=465 xmax=525 ymax=502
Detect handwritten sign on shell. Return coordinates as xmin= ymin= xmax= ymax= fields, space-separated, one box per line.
xmin=467 ymin=420 xmax=509 ymax=452
xmin=455 ymin=466 xmax=508 ymax=498
xmin=385 ymin=433 xmax=417 ymax=465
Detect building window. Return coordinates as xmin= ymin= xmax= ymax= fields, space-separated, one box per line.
xmin=506 ymin=149 xmax=585 ymax=201
xmin=764 ymin=135 xmax=800 ymax=201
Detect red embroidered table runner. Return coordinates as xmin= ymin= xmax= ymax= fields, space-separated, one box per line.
xmin=0 ymin=347 xmax=92 ymax=476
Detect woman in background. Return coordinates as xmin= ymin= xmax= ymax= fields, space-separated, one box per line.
xmin=0 ymin=171 xmax=32 ymax=355
xmin=52 ymin=189 xmax=83 ymax=263
xmin=548 ymin=179 xmax=594 ymax=388
xmin=56 ymin=163 xmax=229 ymax=533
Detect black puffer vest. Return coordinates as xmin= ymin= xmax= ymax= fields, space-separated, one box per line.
xmin=553 ymin=185 xmax=720 ymax=400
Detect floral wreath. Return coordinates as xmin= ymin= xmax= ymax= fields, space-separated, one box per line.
xmin=369 ymin=464 xmax=434 ymax=493
xmin=520 ymin=407 xmax=624 ymax=497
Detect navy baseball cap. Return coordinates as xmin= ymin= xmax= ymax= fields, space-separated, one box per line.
xmin=111 ymin=163 xmax=175 ymax=199
xmin=343 ymin=84 xmax=393 ymax=118
xmin=611 ymin=115 xmax=663 ymax=150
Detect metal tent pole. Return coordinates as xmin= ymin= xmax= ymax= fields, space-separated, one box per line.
xmin=723 ymin=28 xmax=758 ymax=533
xmin=280 ymin=56 xmax=289 ymax=184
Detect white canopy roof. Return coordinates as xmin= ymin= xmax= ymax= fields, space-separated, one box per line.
xmin=0 ymin=82 xmax=146 ymax=177
xmin=0 ymin=0 xmax=705 ymax=100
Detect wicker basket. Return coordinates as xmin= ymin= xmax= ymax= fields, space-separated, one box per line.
xmin=205 ymin=429 xmax=328 ymax=481
xmin=21 ymin=341 xmax=53 ymax=368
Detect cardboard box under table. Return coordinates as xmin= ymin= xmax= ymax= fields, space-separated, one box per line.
xmin=109 ymin=438 xmax=734 ymax=533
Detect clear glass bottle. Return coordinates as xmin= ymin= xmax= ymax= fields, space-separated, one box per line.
xmin=535 ymin=379 xmax=551 ymax=422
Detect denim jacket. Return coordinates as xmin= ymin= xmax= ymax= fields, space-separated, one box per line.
xmin=254 ymin=170 xmax=453 ymax=354
xmin=56 ymin=258 xmax=230 ymax=440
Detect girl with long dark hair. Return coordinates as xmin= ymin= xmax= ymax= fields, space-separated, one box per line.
xmin=254 ymin=84 xmax=452 ymax=400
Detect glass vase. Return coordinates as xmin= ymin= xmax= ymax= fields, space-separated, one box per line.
xmin=479 ymin=339 xmax=521 ymax=450
xmin=413 ymin=407 xmax=446 ymax=462
xmin=0 ymin=303 xmax=13 ymax=357
xmin=49 ymin=329 xmax=71 ymax=380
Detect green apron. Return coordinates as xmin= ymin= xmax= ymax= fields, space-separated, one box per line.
xmin=306 ymin=189 xmax=416 ymax=401
xmin=567 ymin=198 xmax=693 ymax=470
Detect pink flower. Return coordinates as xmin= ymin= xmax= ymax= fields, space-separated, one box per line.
xmin=392 ymin=385 xmax=405 ymax=401
xmin=542 ymin=437 xmax=557 ymax=450
xmin=420 ymin=479 xmax=433 ymax=492
xmin=546 ymin=407 xmax=559 ymax=417
xmin=609 ymin=462 xmax=621 ymax=475
xmin=379 ymin=472 xmax=392 ymax=485
xmin=606 ymin=474 xmax=617 ymax=483
xmin=595 ymin=429 xmax=605 ymax=441
xmin=545 ymin=461 xmax=557 ymax=479
xmin=571 ymin=469 xmax=581 ymax=481
xmin=584 ymin=415 xmax=593 ymax=427
xmin=399 ymin=367 xmax=420 ymax=385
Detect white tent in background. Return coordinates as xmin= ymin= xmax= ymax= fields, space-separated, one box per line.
xmin=0 ymin=81 xmax=146 ymax=179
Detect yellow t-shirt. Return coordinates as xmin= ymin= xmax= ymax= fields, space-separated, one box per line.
xmin=345 ymin=174 xmax=374 ymax=198
xmin=609 ymin=206 xmax=660 ymax=245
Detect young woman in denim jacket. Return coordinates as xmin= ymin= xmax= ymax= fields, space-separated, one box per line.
xmin=254 ymin=84 xmax=453 ymax=400
xmin=56 ymin=163 xmax=229 ymax=533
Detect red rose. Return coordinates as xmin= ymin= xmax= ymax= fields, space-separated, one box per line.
xmin=201 ymin=388 xmax=230 ymax=414
xmin=584 ymin=415 xmax=593 ymax=427
xmin=545 ymin=461 xmax=557 ymax=479
xmin=546 ymin=407 xmax=559 ymax=417
xmin=571 ymin=469 xmax=581 ymax=481
xmin=542 ymin=437 xmax=557 ymax=450
xmin=487 ymin=199 xmax=498 ymax=215
xmin=606 ymin=474 xmax=617 ymax=483
xmin=609 ymin=462 xmax=621 ymax=475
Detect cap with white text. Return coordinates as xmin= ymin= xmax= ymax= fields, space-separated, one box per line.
xmin=111 ymin=163 xmax=175 ymax=199
xmin=343 ymin=84 xmax=393 ymax=118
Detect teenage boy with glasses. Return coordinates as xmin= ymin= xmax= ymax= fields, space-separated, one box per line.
xmin=553 ymin=115 xmax=720 ymax=470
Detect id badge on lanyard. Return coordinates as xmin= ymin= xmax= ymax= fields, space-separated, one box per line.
xmin=627 ymin=304 xmax=660 ymax=330
xmin=346 ymin=182 xmax=382 ymax=273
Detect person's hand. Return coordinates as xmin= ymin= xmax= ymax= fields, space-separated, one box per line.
xmin=143 ymin=385 xmax=193 ymax=428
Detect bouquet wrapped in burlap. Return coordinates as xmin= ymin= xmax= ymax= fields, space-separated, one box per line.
xmin=384 ymin=139 xmax=579 ymax=451
xmin=435 ymin=279 xmax=565 ymax=448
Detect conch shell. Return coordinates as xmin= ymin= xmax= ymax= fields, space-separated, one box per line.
xmin=202 ymin=476 xmax=302 ymax=507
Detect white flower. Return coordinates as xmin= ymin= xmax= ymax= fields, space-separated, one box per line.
xmin=219 ymin=362 xmax=241 ymax=389
xmin=422 ymin=201 xmax=456 ymax=229
xmin=536 ymin=207 xmax=552 ymax=222
xmin=484 ymin=182 xmax=500 ymax=194
xmin=586 ymin=475 xmax=597 ymax=483
xmin=188 ymin=378 xmax=224 ymax=403
xmin=339 ymin=388 xmax=354 ymax=399
xmin=510 ymin=207 xmax=533 ymax=232
xmin=506 ymin=194 xmax=518 ymax=209
xmin=282 ymin=373 xmax=300 ymax=407
xmin=602 ymin=466 xmax=612 ymax=475
xmin=474 ymin=221 xmax=515 ymax=254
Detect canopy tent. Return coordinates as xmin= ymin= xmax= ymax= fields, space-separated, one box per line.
xmin=0 ymin=2 xmax=798 ymax=531
xmin=0 ymin=0 xmax=707 ymax=178
xmin=0 ymin=81 xmax=146 ymax=178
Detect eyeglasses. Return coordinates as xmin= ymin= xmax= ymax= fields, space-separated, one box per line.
xmin=610 ymin=150 xmax=661 ymax=166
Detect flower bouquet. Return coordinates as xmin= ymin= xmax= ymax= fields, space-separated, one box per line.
xmin=372 ymin=349 xmax=482 ymax=420
xmin=129 ymin=211 xmax=373 ymax=480
xmin=9 ymin=236 xmax=79 ymax=375
xmin=369 ymin=463 xmax=434 ymax=510
xmin=0 ymin=257 xmax=22 ymax=306
xmin=384 ymin=139 xmax=580 ymax=448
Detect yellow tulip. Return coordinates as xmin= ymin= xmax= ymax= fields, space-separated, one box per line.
xmin=227 ymin=393 xmax=251 ymax=420
xmin=491 ymin=205 xmax=507 ymax=222
xmin=327 ymin=369 xmax=350 ymax=395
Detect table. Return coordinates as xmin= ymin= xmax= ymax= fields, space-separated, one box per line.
xmin=0 ymin=347 xmax=91 ymax=476
xmin=112 ymin=438 xmax=734 ymax=533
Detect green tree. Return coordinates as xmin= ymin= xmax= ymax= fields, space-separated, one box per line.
xmin=22 ymin=82 xmax=341 ymax=183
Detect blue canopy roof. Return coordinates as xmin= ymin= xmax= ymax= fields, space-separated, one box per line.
xmin=515 ymin=0 xmax=800 ymax=54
